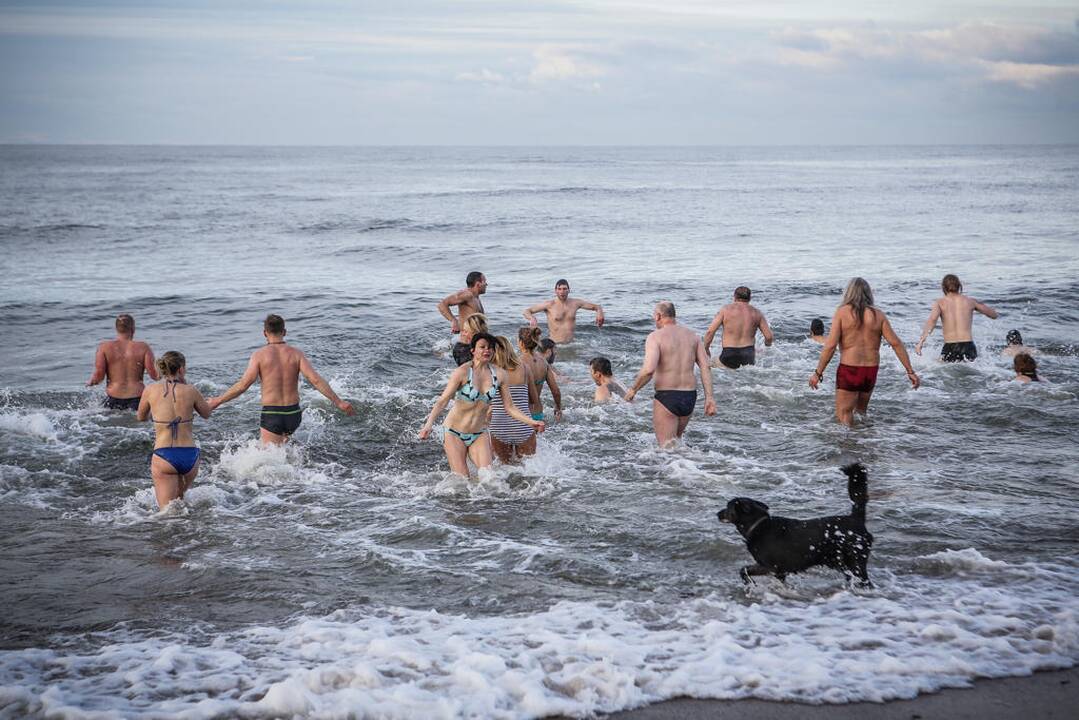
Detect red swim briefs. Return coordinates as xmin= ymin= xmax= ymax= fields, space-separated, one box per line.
xmin=836 ymin=364 xmax=879 ymax=393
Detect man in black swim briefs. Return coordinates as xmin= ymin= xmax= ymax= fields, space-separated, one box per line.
xmin=703 ymin=286 xmax=774 ymax=369
xmin=87 ymin=314 xmax=158 ymax=411
xmin=209 ymin=314 xmax=355 ymax=445
xmin=625 ymin=302 xmax=716 ymax=447
xmin=915 ymin=274 xmax=998 ymax=363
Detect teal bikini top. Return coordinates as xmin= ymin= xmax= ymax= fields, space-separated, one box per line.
xmin=456 ymin=365 xmax=499 ymax=404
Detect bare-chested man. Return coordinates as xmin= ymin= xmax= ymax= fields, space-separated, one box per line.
xmin=703 ymin=286 xmax=774 ymax=369
xmin=809 ymin=278 xmax=920 ymax=426
xmin=624 ymin=302 xmax=716 ymax=446
xmin=523 ymin=279 xmax=604 ymax=343
xmin=915 ymin=274 xmax=998 ymax=362
xmin=208 ymin=314 xmax=355 ymax=445
xmin=438 ymin=271 xmax=487 ymax=363
xmin=87 ymin=313 xmax=158 ymax=410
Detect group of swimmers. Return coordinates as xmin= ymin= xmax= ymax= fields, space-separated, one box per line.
xmin=88 ymin=273 xmax=1039 ymax=508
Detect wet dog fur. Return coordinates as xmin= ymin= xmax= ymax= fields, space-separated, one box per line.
xmin=716 ymin=463 xmax=873 ymax=587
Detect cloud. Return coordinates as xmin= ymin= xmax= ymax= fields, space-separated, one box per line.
xmin=981 ymin=59 xmax=1079 ymax=88
xmin=528 ymin=46 xmax=606 ymax=83
xmin=455 ymin=68 xmax=505 ymax=84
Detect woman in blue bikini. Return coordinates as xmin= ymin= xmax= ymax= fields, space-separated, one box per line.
xmin=419 ymin=333 xmax=544 ymax=477
xmin=137 ymin=351 xmax=212 ymax=509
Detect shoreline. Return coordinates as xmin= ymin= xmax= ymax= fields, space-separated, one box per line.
xmin=607 ymin=666 xmax=1078 ymax=719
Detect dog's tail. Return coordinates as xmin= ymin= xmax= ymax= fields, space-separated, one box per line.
xmin=842 ymin=462 xmax=868 ymax=522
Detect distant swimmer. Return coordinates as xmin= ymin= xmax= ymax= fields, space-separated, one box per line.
xmin=419 ymin=332 xmax=544 ymax=477
xmin=589 ymin=357 xmax=626 ymax=404
xmin=519 ymin=327 xmax=562 ymax=423
xmin=1013 ymin=353 xmax=1041 ymax=383
xmin=809 ymin=278 xmax=920 ymax=426
xmin=87 ymin=313 xmax=159 ymax=410
xmin=489 ymin=336 xmax=540 ymax=463
xmin=438 ymin=270 xmax=487 ymax=339
xmin=915 ymin=274 xmax=998 ymax=362
xmin=137 ymin=351 xmax=211 ymax=509
xmin=208 ymin=314 xmax=355 ymax=445
xmin=452 ymin=314 xmax=489 ymax=366
xmin=809 ymin=318 xmax=826 ymax=345
xmin=703 ymin=286 xmax=774 ymax=369
xmin=625 ymin=302 xmax=716 ymax=446
xmin=1002 ymin=329 xmax=1038 ymax=359
xmin=523 ymin=279 xmax=605 ymax=343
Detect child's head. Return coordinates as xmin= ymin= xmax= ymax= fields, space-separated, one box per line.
xmin=1014 ymin=352 xmax=1037 ymax=378
xmin=589 ymin=356 xmax=612 ymax=384
xmin=1006 ymin=329 xmax=1023 ymax=346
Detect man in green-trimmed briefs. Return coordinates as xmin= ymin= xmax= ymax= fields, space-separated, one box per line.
xmin=209 ymin=314 xmax=354 ymax=445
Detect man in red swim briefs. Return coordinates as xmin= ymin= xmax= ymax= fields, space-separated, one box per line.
xmin=809 ymin=278 xmax=920 ymax=426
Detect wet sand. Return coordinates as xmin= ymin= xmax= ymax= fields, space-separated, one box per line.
xmin=609 ymin=667 xmax=1078 ymax=719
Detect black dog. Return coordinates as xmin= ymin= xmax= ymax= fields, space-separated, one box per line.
xmin=716 ymin=463 xmax=873 ymax=587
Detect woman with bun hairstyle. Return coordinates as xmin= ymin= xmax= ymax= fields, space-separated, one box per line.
xmin=137 ymin=351 xmax=212 ymax=509
xmin=518 ymin=327 xmax=562 ymax=423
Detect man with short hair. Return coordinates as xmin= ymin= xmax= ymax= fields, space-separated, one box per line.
xmin=438 ymin=271 xmax=487 ymax=335
xmin=523 ymin=279 xmax=604 ymax=343
xmin=703 ymin=286 xmax=774 ymax=369
xmin=809 ymin=318 xmax=826 ymax=344
xmin=87 ymin=313 xmax=158 ymax=410
xmin=624 ymin=302 xmax=716 ymax=446
xmin=915 ymin=274 xmax=998 ymax=362
xmin=209 ymin=314 xmax=355 ymax=445
xmin=809 ymin=277 xmax=920 ymax=426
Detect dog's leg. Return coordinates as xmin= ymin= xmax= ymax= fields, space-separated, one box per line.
xmin=740 ymin=565 xmax=772 ymax=584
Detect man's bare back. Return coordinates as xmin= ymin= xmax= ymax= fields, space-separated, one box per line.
xmin=88 ymin=315 xmax=157 ymax=404
xmin=524 ymin=281 xmax=604 ymax=343
xmin=650 ymin=323 xmax=704 ymax=390
xmin=915 ymin=275 xmax=998 ymax=359
xmin=704 ymin=302 xmax=773 ymax=350
xmin=251 ymin=343 xmax=304 ymax=406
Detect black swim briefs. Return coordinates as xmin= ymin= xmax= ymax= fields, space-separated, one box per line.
xmin=103 ymin=394 xmax=141 ymax=411
xmin=719 ymin=346 xmax=756 ymax=369
xmin=452 ymin=342 xmax=472 ymax=366
xmin=941 ymin=341 xmax=978 ymax=362
xmin=654 ymin=389 xmax=697 ymax=417
xmin=260 ymin=405 xmax=303 ymax=436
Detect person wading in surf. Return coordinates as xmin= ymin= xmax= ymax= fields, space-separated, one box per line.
xmin=87 ymin=313 xmax=159 ymax=411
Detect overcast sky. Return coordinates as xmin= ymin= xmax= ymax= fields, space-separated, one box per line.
xmin=1 ymin=1 xmax=1077 ymax=144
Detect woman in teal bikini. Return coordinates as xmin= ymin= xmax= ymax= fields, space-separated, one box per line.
xmin=419 ymin=333 xmax=544 ymax=477
xmin=136 ymin=351 xmax=212 ymax=509
xmin=518 ymin=327 xmax=562 ymax=423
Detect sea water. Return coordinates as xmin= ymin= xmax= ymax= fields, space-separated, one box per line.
xmin=0 ymin=145 xmax=1077 ymax=718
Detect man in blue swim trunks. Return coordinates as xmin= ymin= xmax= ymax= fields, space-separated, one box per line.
xmin=624 ymin=302 xmax=716 ymax=447
xmin=209 ymin=314 xmax=355 ymax=445
xmin=87 ymin=313 xmax=158 ymax=410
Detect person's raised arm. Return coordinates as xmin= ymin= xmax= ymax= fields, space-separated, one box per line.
xmin=545 ymin=364 xmax=563 ymax=421
xmin=419 ymin=367 xmax=465 ymax=439
xmin=522 ymin=300 xmax=550 ymax=328
xmin=702 ymin=311 xmax=723 ymax=355
xmin=625 ymin=333 xmax=660 ymax=402
xmin=695 ymin=337 xmax=717 ymax=415
xmin=973 ymin=299 xmax=999 ymax=320
xmin=809 ymin=310 xmax=842 ymax=390
xmin=915 ymin=300 xmax=941 ymax=356
xmin=883 ymin=316 xmax=920 ymax=389
xmin=144 ymin=345 xmax=159 ymax=381
xmin=209 ymin=353 xmax=260 ymax=409
xmin=299 ymin=352 xmax=355 ymax=415
xmin=758 ymin=313 xmax=775 ymax=347
xmin=577 ymin=299 xmax=605 ymax=327
xmin=192 ymin=389 xmax=212 ymax=419
xmin=87 ymin=343 xmax=107 ymax=386
xmin=438 ymin=290 xmax=469 ymax=334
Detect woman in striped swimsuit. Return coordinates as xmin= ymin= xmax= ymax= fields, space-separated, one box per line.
xmin=489 ymin=336 xmax=541 ymax=463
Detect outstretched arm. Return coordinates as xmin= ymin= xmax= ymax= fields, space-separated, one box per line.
xmin=523 ymin=300 xmax=550 ymax=328
xmin=144 ymin=346 xmax=159 ymax=381
xmin=577 ymin=299 xmax=605 ymax=327
xmin=809 ymin=311 xmax=842 ymax=390
xmin=299 ymin=353 xmax=355 ymax=415
xmin=209 ymin=354 xmax=259 ymax=409
xmin=437 ymin=290 xmax=470 ymax=334
xmin=915 ymin=301 xmax=941 ymax=356
xmin=973 ymin=299 xmax=999 ymax=319
xmin=419 ymin=367 xmax=465 ymax=439
xmin=758 ymin=314 xmax=774 ymax=347
xmin=193 ymin=389 xmax=212 ymax=419
xmin=625 ymin=333 xmax=660 ymax=402
xmin=883 ymin=317 xmax=920 ymax=389
xmin=702 ymin=312 xmax=723 ymax=355
xmin=696 ymin=337 xmax=716 ymax=415
xmin=87 ymin=343 xmax=107 ymax=386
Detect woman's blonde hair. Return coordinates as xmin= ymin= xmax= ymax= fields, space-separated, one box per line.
xmin=462 ymin=313 xmax=488 ymax=336
xmin=492 ymin=336 xmax=520 ymax=370
xmin=156 ymin=350 xmax=186 ymax=377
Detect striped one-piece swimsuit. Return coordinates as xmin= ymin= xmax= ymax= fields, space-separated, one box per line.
xmin=489 ymin=384 xmax=535 ymax=445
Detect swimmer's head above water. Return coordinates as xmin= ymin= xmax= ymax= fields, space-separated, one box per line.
xmin=1006 ymin=329 xmax=1023 ymax=346
xmin=589 ymin=356 xmax=613 ymax=382
xmin=942 ymin=274 xmax=962 ymax=294
xmin=264 ymin=313 xmax=286 ymax=338
xmin=810 ymin=318 xmax=825 ymax=336
xmin=734 ymin=286 xmax=751 ymax=302
xmin=115 ymin=313 xmax=135 ymax=337
xmin=539 ymin=337 xmax=556 ymax=363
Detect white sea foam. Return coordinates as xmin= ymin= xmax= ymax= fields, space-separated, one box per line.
xmin=0 ymin=411 xmax=58 ymax=441
xmin=1 ymin=572 xmax=1075 ymax=719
